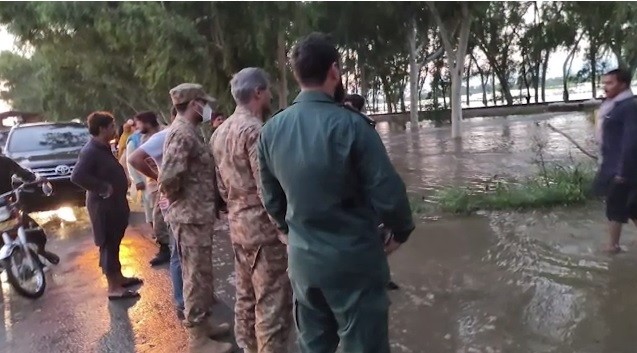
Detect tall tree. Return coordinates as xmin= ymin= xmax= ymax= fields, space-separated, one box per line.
xmin=428 ymin=1 xmax=475 ymax=139
xmin=472 ymin=1 xmax=528 ymax=106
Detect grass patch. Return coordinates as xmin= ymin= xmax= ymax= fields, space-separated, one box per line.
xmin=423 ymin=164 xmax=596 ymax=214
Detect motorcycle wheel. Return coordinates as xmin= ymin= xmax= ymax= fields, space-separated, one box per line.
xmin=2 ymin=247 xmax=46 ymax=299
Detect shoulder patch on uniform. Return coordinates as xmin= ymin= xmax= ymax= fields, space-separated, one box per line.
xmin=341 ymin=104 xmax=376 ymax=127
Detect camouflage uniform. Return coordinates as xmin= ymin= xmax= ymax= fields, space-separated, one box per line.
xmin=211 ymin=106 xmax=292 ymax=353
xmin=160 ymin=84 xmax=219 ymax=327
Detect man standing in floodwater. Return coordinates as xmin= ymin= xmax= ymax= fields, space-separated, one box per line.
xmin=258 ymin=33 xmax=415 ymax=353
xmin=594 ymin=68 xmax=637 ymax=253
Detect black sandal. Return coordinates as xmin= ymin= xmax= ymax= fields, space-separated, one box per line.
xmin=108 ymin=289 xmax=140 ymax=301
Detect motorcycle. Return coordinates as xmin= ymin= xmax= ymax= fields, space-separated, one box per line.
xmin=0 ymin=178 xmax=53 ymax=299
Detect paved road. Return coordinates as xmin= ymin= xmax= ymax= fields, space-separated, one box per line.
xmin=0 ymin=207 xmax=563 ymax=353
xmin=0 ymin=211 xmax=240 ymax=353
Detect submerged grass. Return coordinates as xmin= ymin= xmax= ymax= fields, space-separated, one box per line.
xmin=428 ymin=164 xmax=596 ymax=214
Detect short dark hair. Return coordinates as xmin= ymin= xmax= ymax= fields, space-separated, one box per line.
xmin=605 ymin=68 xmax=632 ymax=86
xmin=291 ymin=32 xmax=340 ymax=86
xmin=87 ymin=111 xmax=115 ymax=136
xmin=133 ymin=111 xmax=159 ymax=127
xmin=344 ymin=94 xmax=365 ymax=112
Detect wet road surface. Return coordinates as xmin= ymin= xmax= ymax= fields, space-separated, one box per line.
xmin=4 ymin=112 xmax=637 ymax=353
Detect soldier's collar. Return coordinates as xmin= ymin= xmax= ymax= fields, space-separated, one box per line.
xmin=293 ymin=90 xmax=335 ymax=104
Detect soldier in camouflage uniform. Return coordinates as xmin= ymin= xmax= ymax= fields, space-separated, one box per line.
xmin=160 ymin=83 xmax=232 ymax=353
xmin=210 ymin=68 xmax=292 ymax=353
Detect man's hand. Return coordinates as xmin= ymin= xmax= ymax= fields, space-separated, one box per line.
xmin=614 ymin=175 xmax=626 ymax=184
xmin=136 ymin=182 xmax=146 ymax=191
xmin=384 ymin=238 xmax=402 ymax=255
xmin=100 ymin=184 xmax=114 ymax=199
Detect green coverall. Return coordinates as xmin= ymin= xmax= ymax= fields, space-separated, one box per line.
xmin=258 ymin=90 xmax=415 ymax=353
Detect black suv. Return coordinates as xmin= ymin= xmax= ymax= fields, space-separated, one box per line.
xmin=1 ymin=122 xmax=89 ymax=212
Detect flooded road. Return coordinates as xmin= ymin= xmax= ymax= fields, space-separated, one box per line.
xmin=2 ymin=112 xmax=636 ymax=353
xmin=381 ymin=113 xmax=637 ymax=353
xmin=378 ymin=112 xmax=597 ymax=195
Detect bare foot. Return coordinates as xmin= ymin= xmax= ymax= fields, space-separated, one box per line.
xmin=604 ymin=244 xmax=622 ymax=254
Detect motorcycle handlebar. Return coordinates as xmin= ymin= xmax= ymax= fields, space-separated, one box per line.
xmin=0 ymin=179 xmax=49 ymax=204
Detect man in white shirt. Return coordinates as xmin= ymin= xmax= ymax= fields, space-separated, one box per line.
xmin=129 ymin=108 xmax=184 ymax=319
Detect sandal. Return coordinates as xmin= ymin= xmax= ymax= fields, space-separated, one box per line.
xmin=108 ymin=289 xmax=140 ymax=301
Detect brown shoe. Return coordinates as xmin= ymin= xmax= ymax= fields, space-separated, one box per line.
xmin=187 ymin=325 xmax=232 ymax=353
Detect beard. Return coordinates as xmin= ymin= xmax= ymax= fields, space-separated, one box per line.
xmin=334 ymin=80 xmax=346 ymax=103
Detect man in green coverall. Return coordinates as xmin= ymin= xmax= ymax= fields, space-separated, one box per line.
xmin=258 ymin=32 xmax=415 ymax=353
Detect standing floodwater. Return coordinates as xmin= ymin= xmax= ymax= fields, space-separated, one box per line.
xmin=381 ymin=112 xmax=637 ymax=353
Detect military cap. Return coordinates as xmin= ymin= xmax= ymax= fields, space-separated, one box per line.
xmin=169 ymin=83 xmax=217 ymax=108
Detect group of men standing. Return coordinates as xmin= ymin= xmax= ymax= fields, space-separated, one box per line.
xmin=81 ymin=32 xmax=414 ymax=353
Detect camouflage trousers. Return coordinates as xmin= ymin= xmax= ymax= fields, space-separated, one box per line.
xmin=234 ymin=242 xmax=292 ymax=353
xmin=150 ymin=190 xmax=170 ymax=246
xmin=170 ymin=222 xmax=215 ymax=327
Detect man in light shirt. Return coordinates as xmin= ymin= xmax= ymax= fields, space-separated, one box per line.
xmin=129 ymin=108 xmax=184 ymax=319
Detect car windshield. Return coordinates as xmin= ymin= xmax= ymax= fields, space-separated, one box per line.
xmin=7 ymin=125 xmax=90 ymax=153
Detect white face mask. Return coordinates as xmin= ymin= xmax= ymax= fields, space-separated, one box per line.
xmin=202 ymin=104 xmax=213 ymax=123
xmin=197 ymin=102 xmax=213 ymax=123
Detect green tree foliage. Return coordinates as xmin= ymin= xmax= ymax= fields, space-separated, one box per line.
xmin=1 ymin=1 xmax=637 ymax=130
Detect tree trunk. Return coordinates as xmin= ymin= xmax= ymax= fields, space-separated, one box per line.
xmin=360 ymin=60 xmax=368 ymax=99
xmin=471 ymin=54 xmax=487 ymax=106
xmin=590 ymin=43 xmax=598 ymax=99
xmin=496 ymin=70 xmax=513 ymax=105
xmin=442 ymin=83 xmax=448 ymax=109
xmin=563 ymin=32 xmax=583 ymax=102
xmin=450 ymin=65 xmax=463 ymax=138
xmin=408 ymin=17 xmax=419 ymax=130
xmin=399 ymin=83 xmax=407 ymax=112
xmin=533 ymin=62 xmax=540 ymax=103
xmin=418 ymin=68 xmax=428 ymax=111
xmin=491 ymin=72 xmax=497 ymax=104
xmin=480 ymin=72 xmax=487 ymax=106
xmin=521 ymin=55 xmax=531 ymax=103
xmin=382 ymin=79 xmax=393 ymax=113
xmin=433 ymin=77 xmax=439 ymax=108
xmin=466 ymin=62 xmax=471 ymax=107
xmin=372 ymin=83 xmax=377 ymax=112
xmin=428 ymin=1 xmax=471 ymax=139
xmin=277 ymin=30 xmax=288 ymax=109
xmin=541 ymin=51 xmax=550 ymax=102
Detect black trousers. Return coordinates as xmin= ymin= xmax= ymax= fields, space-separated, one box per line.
xmin=99 ymin=233 xmax=124 ymax=275
xmin=594 ymin=172 xmax=637 ymax=223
